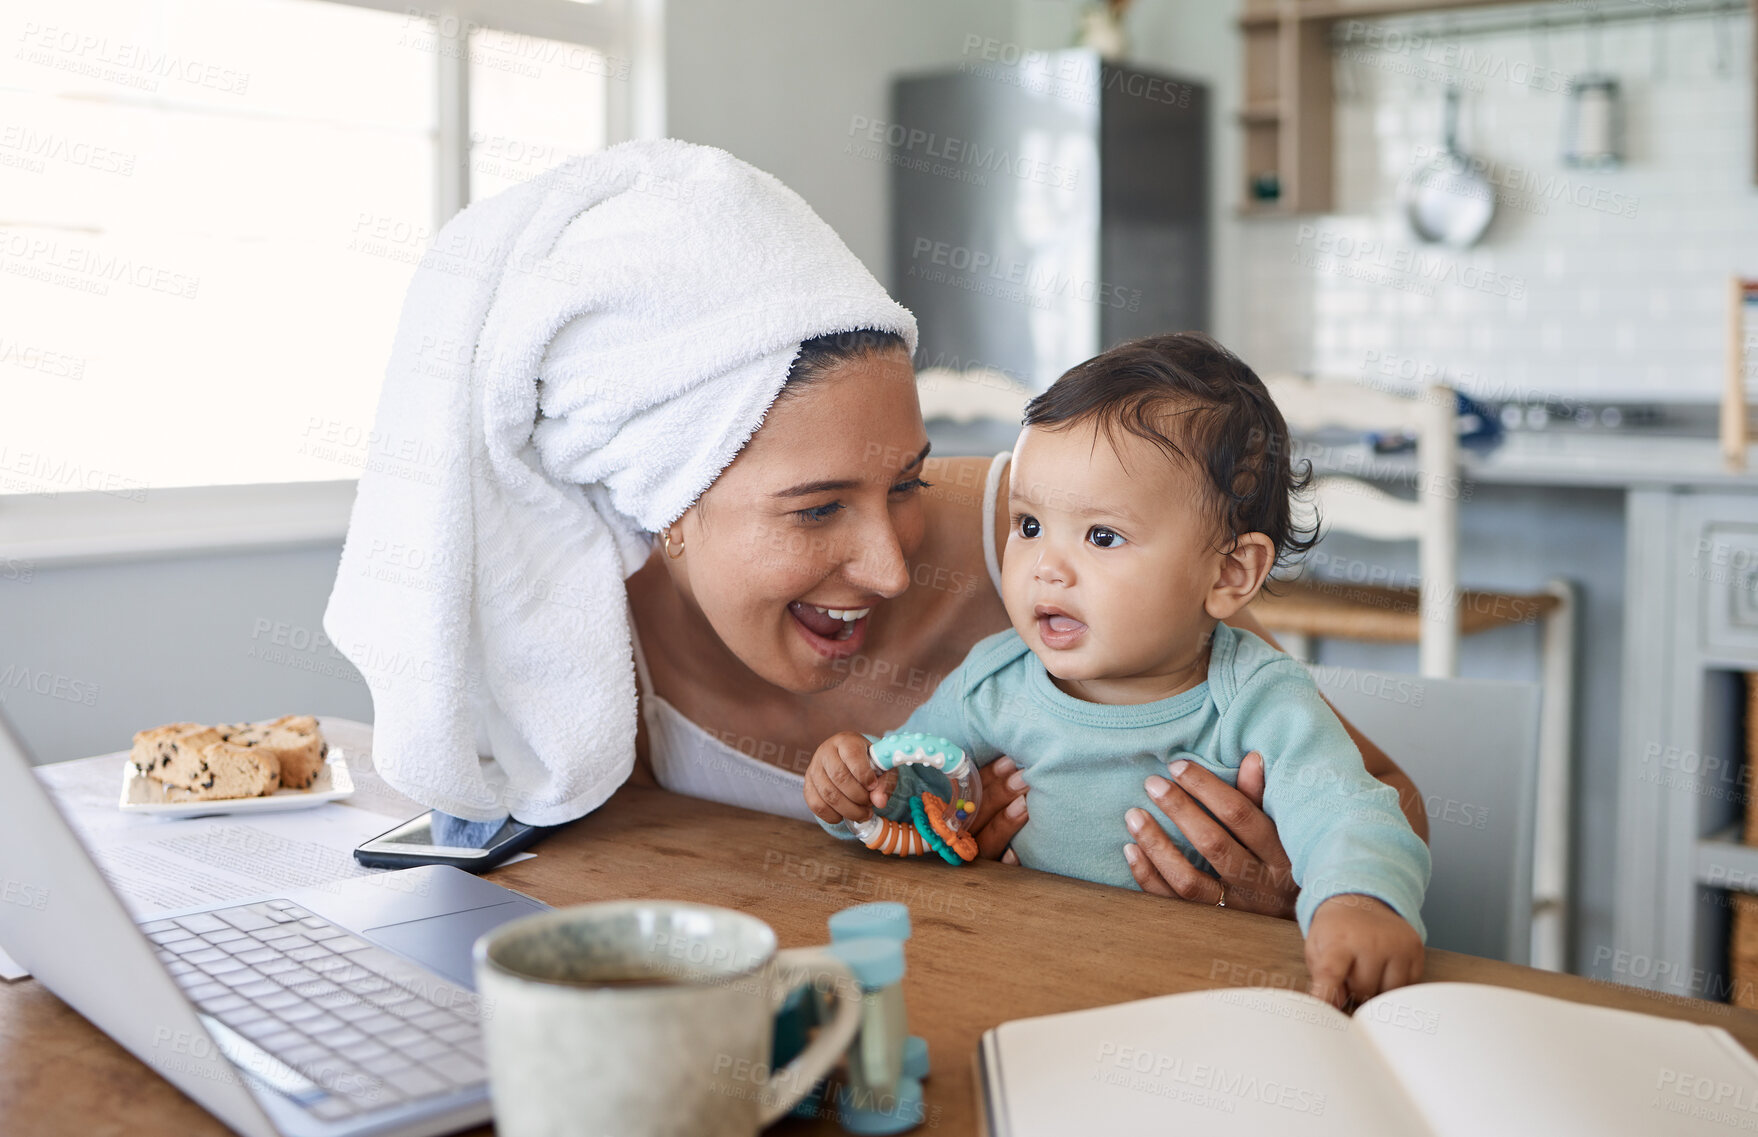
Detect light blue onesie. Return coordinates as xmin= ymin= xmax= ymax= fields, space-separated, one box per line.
xmin=823 ymin=621 xmax=1430 ymax=939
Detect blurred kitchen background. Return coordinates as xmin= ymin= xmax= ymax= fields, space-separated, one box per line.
xmin=2 ymin=0 xmax=1755 ymax=1000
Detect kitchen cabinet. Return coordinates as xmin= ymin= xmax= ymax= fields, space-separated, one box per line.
xmin=1618 ymin=490 xmax=1758 ymax=1005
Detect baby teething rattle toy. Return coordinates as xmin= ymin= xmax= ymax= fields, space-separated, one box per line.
xmin=849 ymin=732 xmax=981 ymax=865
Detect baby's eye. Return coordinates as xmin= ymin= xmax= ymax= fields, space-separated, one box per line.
xmin=1016 ymin=515 xmax=1040 ymax=539
xmin=1089 ymin=526 xmax=1125 ymax=549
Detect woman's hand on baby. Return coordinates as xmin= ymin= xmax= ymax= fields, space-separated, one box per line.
xmin=1304 ymin=894 xmax=1424 ymax=1009
xmin=803 ymin=732 xmax=889 ymax=825
xmin=1123 ymin=752 xmax=1300 ymax=918
xmin=969 ymin=756 xmax=1030 ymax=863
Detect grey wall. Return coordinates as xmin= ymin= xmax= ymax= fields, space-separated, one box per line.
xmin=664 ymin=0 xmax=1016 ymax=277
xmin=1 ymin=544 xmax=371 ymax=765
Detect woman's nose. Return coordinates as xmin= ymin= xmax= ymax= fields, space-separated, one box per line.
xmin=842 ymin=517 xmax=911 ymax=598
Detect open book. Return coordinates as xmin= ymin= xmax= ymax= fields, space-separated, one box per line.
xmin=977 ymin=983 xmax=1758 ymax=1136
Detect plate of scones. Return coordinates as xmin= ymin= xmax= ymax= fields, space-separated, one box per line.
xmin=119 ymin=714 xmax=353 ymax=816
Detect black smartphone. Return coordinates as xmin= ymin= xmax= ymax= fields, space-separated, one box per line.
xmin=353 ymin=810 xmax=549 ymax=873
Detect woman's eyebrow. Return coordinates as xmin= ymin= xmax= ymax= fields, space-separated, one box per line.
xmin=772 ymin=441 xmax=932 ymax=498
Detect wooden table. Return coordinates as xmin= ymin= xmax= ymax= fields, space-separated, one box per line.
xmin=7 ymin=778 xmax=1758 ymax=1136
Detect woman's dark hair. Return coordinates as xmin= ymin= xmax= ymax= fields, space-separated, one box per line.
xmin=1021 ymin=331 xmax=1318 ymax=573
xmin=665 ymin=328 xmax=911 ymax=536
xmin=778 ymin=329 xmax=910 ymax=398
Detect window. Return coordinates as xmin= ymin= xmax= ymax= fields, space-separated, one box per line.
xmin=468 ymin=27 xmax=611 ymax=204
xmin=0 ymin=0 xmax=644 ymax=498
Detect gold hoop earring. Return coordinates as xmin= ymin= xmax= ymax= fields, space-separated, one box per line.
xmin=663 ymin=528 xmax=685 ymax=559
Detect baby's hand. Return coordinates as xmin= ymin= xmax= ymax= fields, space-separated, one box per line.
xmin=1304 ymin=894 xmax=1425 ymax=1010
xmin=804 ymin=731 xmax=889 ymax=826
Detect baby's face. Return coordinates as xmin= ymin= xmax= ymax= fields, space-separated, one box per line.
xmin=1002 ymin=420 xmax=1223 ymax=691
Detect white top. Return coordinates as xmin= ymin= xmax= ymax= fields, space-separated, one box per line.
xmin=630 ymin=449 xmax=1012 ymax=820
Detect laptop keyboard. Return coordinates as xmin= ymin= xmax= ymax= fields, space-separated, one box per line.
xmin=139 ymin=900 xmax=486 ymax=1122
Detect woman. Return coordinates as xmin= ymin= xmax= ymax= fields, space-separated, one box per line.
xmin=622 ymin=327 xmax=1428 ymax=919
xmin=328 ymin=140 xmax=1426 ymax=921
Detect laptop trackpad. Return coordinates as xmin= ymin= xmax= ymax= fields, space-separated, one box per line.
xmin=363 ymin=901 xmax=536 ymax=989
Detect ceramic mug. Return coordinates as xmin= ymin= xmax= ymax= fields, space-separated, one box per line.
xmin=473 ymin=900 xmax=862 ymax=1137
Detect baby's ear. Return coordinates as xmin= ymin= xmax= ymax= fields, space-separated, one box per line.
xmin=1206 ymin=532 xmax=1276 ymax=621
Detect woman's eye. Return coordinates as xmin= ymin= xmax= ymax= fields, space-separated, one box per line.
xmin=1089 ymin=526 xmax=1125 ymax=549
xmin=796 ymin=478 xmax=930 ymax=524
xmin=1016 ymin=515 xmax=1040 ymax=538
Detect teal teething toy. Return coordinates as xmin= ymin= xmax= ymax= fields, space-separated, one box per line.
xmin=848 ymin=732 xmax=981 ymax=864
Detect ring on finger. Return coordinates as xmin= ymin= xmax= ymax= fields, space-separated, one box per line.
xmin=1216 ymin=883 xmax=1227 ymax=909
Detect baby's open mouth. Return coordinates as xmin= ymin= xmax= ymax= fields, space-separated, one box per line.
xmin=1034 ymin=604 xmax=1087 ymax=647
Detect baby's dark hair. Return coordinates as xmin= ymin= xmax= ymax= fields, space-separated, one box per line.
xmin=1022 ymin=331 xmax=1318 ymax=572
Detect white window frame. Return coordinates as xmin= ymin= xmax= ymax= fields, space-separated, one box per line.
xmin=0 ymin=0 xmax=664 ymax=567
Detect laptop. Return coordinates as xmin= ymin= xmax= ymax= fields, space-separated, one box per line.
xmin=0 ymin=709 xmax=550 ymax=1137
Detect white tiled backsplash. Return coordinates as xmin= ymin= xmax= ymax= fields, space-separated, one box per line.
xmin=1235 ymin=6 xmax=1754 ymax=403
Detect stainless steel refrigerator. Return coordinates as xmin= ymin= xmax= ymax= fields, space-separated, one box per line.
xmin=889 ymin=50 xmax=1208 ymax=392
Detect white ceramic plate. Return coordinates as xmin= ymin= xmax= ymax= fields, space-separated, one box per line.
xmin=118 ymin=750 xmax=355 ymax=816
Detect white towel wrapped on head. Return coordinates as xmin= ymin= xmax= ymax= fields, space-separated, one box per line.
xmin=323 ymin=139 xmax=917 ymax=825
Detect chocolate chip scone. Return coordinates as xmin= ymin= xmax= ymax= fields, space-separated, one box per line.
xmin=131 ymin=724 xmax=281 ymax=800
xmin=216 ymin=715 xmax=327 ymax=790
xmin=129 ymin=722 xmax=202 ymax=777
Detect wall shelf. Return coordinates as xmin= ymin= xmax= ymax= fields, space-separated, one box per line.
xmin=1234 ymin=0 xmax=1758 ymax=214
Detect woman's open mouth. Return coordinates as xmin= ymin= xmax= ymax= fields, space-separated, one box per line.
xmin=788 ymin=600 xmax=870 ymax=658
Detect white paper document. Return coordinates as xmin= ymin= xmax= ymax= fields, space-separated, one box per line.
xmin=44 ymin=793 xmax=409 ymax=918
xmin=9 ymin=725 xmax=534 ymax=982
xmin=2 ymin=758 xmax=409 ymax=980
xmin=3 ymin=801 xmax=403 ymax=980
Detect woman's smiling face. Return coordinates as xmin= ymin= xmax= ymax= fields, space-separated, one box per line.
xmin=663 ymin=346 xmax=932 ymax=693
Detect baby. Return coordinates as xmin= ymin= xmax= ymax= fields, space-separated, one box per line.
xmin=804 ymin=332 xmax=1430 ymax=1007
